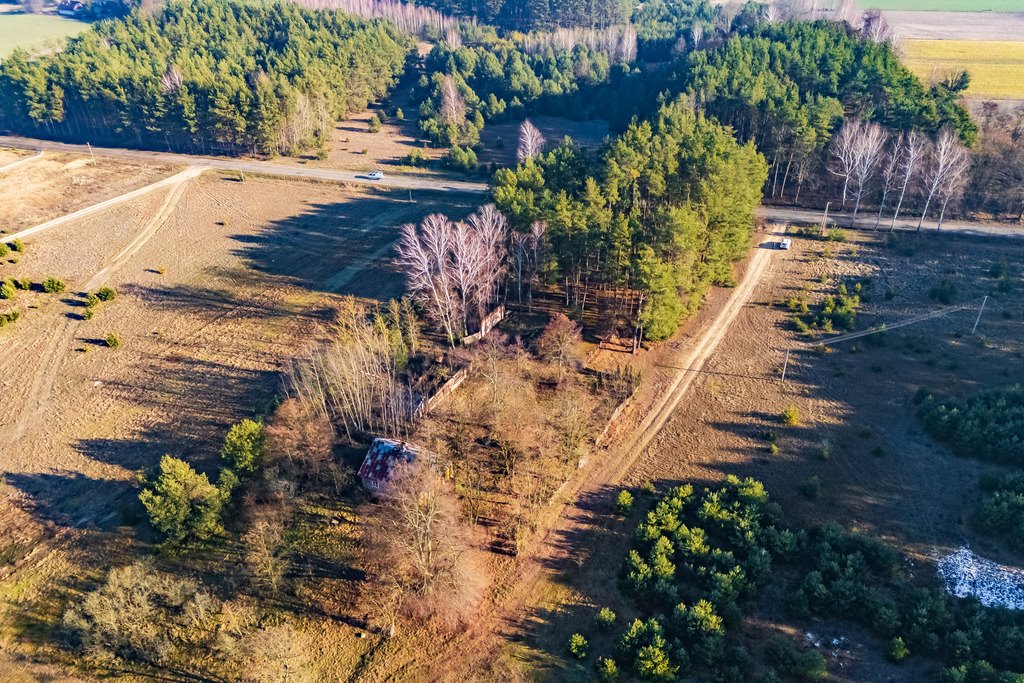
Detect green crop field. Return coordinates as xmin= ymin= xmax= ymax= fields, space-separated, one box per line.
xmin=905 ymin=39 xmax=1024 ymax=99
xmin=0 ymin=13 xmax=88 ymax=59
xmin=861 ymin=1 xmax=1024 ymax=10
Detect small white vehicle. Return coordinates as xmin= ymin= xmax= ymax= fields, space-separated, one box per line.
xmin=366 ymin=171 xmax=384 ymax=180
xmin=780 ymin=238 xmax=792 ymax=250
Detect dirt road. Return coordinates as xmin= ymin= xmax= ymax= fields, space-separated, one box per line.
xmin=758 ymin=205 xmax=1024 ymax=239
xmin=0 ymin=135 xmax=489 ymax=194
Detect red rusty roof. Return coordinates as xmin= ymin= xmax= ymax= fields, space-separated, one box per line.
xmin=357 ymin=438 xmax=421 ymax=489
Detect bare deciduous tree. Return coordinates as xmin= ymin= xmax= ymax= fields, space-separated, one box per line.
xmin=517 ymin=119 xmax=546 ymax=163
xmin=291 ymin=0 xmax=466 ymax=40
xmin=918 ymin=129 xmax=969 ymax=231
xmin=440 ymin=75 xmax=466 ymax=127
xmin=286 ymin=304 xmax=417 ymax=441
xmin=873 ymin=133 xmax=903 ymax=230
xmin=936 ymin=145 xmax=971 ymax=230
xmin=890 ymin=130 xmax=926 ymax=232
xmin=244 ymin=512 xmax=290 ymax=593
xmin=848 ymin=121 xmax=887 ymax=227
xmin=361 ymin=458 xmax=485 ymax=632
xmin=236 ymin=623 xmax=310 ymax=683
xmin=830 ymin=120 xmax=860 ymax=208
xmin=535 ymin=313 xmax=583 ymax=381
xmin=396 ymin=206 xmax=508 ymax=345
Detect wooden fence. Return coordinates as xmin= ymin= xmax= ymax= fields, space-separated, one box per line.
xmin=461 ymin=305 xmax=506 ymax=346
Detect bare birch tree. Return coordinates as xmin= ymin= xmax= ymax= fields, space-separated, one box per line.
xmin=890 ymin=130 xmax=926 ymax=232
xmin=873 ymin=133 xmax=903 ymax=230
xmin=517 ymin=119 xmax=546 ymax=163
xmin=440 ymin=75 xmax=466 ymax=127
xmin=397 ymin=206 xmax=508 ymax=343
xmin=848 ymin=121 xmax=887 ymax=227
xmin=936 ymin=147 xmax=971 ymax=230
xmin=830 ymin=120 xmax=861 ymax=209
xmin=918 ymin=129 xmax=969 ymax=232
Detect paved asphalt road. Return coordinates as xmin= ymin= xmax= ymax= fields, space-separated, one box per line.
xmin=3 ymin=135 xmax=1022 ymax=239
xmin=0 ymin=135 xmax=490 ymax=194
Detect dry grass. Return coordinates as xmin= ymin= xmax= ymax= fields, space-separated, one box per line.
xmin=904 ymin=39 xmax=1024 ymax=100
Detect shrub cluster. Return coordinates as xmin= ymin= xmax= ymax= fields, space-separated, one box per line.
xmin=788 ymin=281 xmax=862 ymax=335
xmin=917 ymin=386 xmax=1024 ymax=466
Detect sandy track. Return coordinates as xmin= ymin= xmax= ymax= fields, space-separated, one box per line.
xmin=81 ymin=179 xmax=190 ymax=291
xmin=0 ymin=149 xmax=42 ymax=174
xmin=6 ymin=167 xmax=202 ymax=244
xmin=758 ymin=205 xmax=1024 ymax=239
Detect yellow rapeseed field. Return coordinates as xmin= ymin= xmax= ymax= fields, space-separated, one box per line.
xmin=904 ymin=39 xmax=1024 ymax=100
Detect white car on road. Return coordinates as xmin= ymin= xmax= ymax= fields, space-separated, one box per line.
xmin=366 ymin=171 xmax=384 ymax=180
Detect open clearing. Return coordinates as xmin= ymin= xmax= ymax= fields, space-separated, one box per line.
xmin=476 ymin=116 xmax=611 ymax=167
xmin=0 ymin=12 xmax=89 ymax=58
xmin=865 ymin=1 xmax=1024 ymax=10
xmin=904 ymin=39 xmax=1024 ymax=99
xmin=884 ymin=10 xmax=1024 ymax=41
xmin=0 ymin=152 xmax=179 ymax=235
xmin=498 ymin=229 xmax=1024 ymax=680
xmin=0 ymin=170 xmax=478 ymax=533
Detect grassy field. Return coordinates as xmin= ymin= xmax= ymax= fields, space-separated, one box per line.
xmin=904 ymin=39 xmax=1024 ymax=99
xmin=0 ymin=13 xmax=87 ymax=58
xmin=862 ymin=1 xmax=1024 ymax=10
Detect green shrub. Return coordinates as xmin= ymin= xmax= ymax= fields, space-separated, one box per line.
xmin=799 ymin=476 xmax=821 ymax=500
xmin=444 ymin=145 xmax=477 ymax=170
xmin=403 ymin=148 xmax=428 ymax=167
xmin=929 ymin=280 xmax=957 ymax=305
xmin=139 ymin=455 xmax=225 ymax=547
xmin=918 ymin=386 xmax=1024 ymax=465
xmin=82 ymin=308 xmax=94 ymax=321
xmin=15 ymin=278 xmax=31 ymax=291
xmin=616 ymin=489 xmax=634 ymax=516
xmin=818 ymin=442 xmax=831 ymax=461
xmin=221 ymin=418 xmax=266 ymax=475
xmin=763 ymin=637 xmax=827 ymax=681
xmin=0 ymin=243 xmax=7 ymax=258
xmin=394 ymin=107 xmax=404 ymax=120
xmin=568 ymin=633 xmax=588 ymax=659
xmin=367 ymin=114 xmax=381 ymax=132
xmin=8 ymin=239 xmax=24 ymax=252
xmin=85 ymin=293 xmax=100 ymax=308
xmin=596 ymin=657 xmax=619 ymax=681
xmin=640 ymin=480 xmax=656 ymax=495
xmin=769 ymin=443 xmax=780 ymax=456
xmin=42 ymin=277 xmax=66 ymax=294
xmin=0 ymin=280 xmax=14 ymax=300
xmin=96 ymin=287 xmax=117 ymax=302
xmin=782 ymin=405 xmax=801 ymax=426
xmin=974 ymin=471 xmax=1024 ymax=552
xmin=105 ymin=333 xmax=121 ymax=349
xmin=0 ymin=310 xmax=20 ymax=327
xmin=888 ymin=636 xmax=910 ymax=663
xmin=597 ymin=607 xmax=617 ymax=630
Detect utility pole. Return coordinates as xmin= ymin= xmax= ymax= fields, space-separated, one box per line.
xmin=819 ymin=202 xmax=830 ymax=237
xmin=780 ymin=349 xmax=791 ymax=386
xmin=972 ymin=295 xmax=988 ymax=335
xmin=86 ymin=142 xmax=95 ymax=162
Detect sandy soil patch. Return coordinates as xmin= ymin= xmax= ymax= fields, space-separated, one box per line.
xmin=0 ymin=153 xmax=178 ymax=235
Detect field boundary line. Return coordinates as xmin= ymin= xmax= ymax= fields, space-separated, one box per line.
xmin=4 ymin=166 xmax=203 ymax=244
xmin=0 ymin=149 xmax=43 ymax=174
xmin=815 ymin=303 xmax=975 ymax=346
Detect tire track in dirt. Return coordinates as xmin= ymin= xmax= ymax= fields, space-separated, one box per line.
xmin=81 ymin=179 xmax=190 ymax=292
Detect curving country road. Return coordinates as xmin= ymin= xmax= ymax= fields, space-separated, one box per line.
xmin=758 ymin=204 xmax=1024 ymax=240
xmin=0 ymin=135 xmax=490 ymax=194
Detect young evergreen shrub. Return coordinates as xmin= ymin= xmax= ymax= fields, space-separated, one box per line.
xmin=82 ymin=308 xmax=94 ymax=321
xmin=616 ymin=489 xmax=634 ymax=516
xmin=888 ymin=636 xmax=910 ymax=663
xmin=0 ymin=280 xmax=14 ymax=300
xmin=9 ymin=239 xmax=24 ymax=252
xmin=138 ymin=455 xmax=225 ymax=547
xmin=0 ymin=243 xmax=7 ymax=258
xmin=85 ymin=293 xmax=100 ymax=308
xmin=568 ymin=633 xmax=588 ymax=659
xmin=42 ymin=277 xmax=66 ymax=294
xmin=596 ymin=657 xmax=619 ymax=681
xmin=220 ymin=418 xmax=266 ymax=475
xmin=596 ymin=607 xmax=617 ymax=630
xmin=799 ymin=476 xmax=821 ymax=500
xmin=105 ymin=333 xmax=121 ymax=349
xmin=367 ymin=114 xmax=381 ymax=133
xmin=782 ymin=405 xmax=801 ymax=426
xmin=96 ymin=287 xmax=117 ymax=302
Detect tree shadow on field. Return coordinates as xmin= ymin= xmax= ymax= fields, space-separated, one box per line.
xmin=5 ymin=471 xmax=133 ymax=530
xmin=227 ymin=189 xmax=479 ymax=301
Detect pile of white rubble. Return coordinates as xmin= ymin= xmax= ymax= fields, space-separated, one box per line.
xmin=936 ymin=547 xmax=1024 ymax=610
